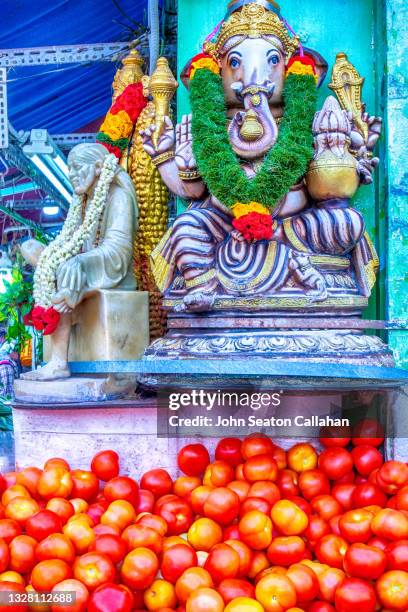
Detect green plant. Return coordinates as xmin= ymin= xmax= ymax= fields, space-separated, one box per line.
xmin=0 ymin=260 xmax=33 ymax=352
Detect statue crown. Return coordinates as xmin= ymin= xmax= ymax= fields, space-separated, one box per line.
xmin=204 ymin=3 xmax=299 ymax=59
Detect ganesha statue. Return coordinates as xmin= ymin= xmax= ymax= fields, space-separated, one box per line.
xmin=141 ymin=0 xmax=393 ymax=365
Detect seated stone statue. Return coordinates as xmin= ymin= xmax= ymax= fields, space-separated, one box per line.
xmin=141 ymin=1 xmax=382 ymax=315
xmin=21 ymin=143 xmax=138 ymax=381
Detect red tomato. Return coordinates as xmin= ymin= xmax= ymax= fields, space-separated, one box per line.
xmin=0 ymin=582 xmax=28 ymax=612
xmin=332 ymin=484 xmax=356 ymax=511
xmin=87 ymin=583 xmax=134 ymax=612
xmin=304 ymin=515 xmax=331 ymax=547
xmin=161 ymin=543 xmax=198 ymax=583
xmin=121 ymin=524 xmax=162 ymax=555
xmin=377 ymin=461 xmax=408 ymax=494
xmin=103 ymin=476 xmax=138 ymax=506
xmin=334 ymin=577 xmax=376 ymax=612
xmin=87 ymin=500 xmax=109 ymax=525
xmin=203 ymin=461 xmax=235 ymax=487
xmin=298 ymin=469 xmax=330 ymax=500
xmin=396 ymin=485 xmax=408 ymax=510
xmin=286 ymin=562 xmax=319 ymax=603
xmin=276 ymin=469 xmax=299 ymax=497
xmin=46 ymin=498 xmax=75 ymax=523
xmin=338 ymin=509 xmax=373 ymax=543
xmin=311 ymin=495 xmax=343 ymax=522
xmin=121 ymin=547 xmax=159 ymax=590
xmin=376 ymin=570 xmax=408 ymax=611
xmin=238 ymin=510 xmax=273 ymax=550
xmin=386 ymin=540 xmax=408 ymax=571
xmin=73 ymin=551 xmax=116 ymax=590
xmin=308 ymin=603 xmax=336 ymax=612
xmin=190 ymin=486 xmax=212 ymax=515
xmin=215 ymin=438 xmax=243 ymax=468
xmin=352 ymin=482 xmax=387 ymax=508
xmin=223 ymin=524 xmax=241 ymax=541
xmin=134 ymin=489 xmax=154 ymax=514
xmin=136 ymin=512 xmax=167 ymax=536
xmin=89 ymin=534 xmax=127 ymax=564
xmin=241 ymin=435 xmax=274 ymax=460
xmin=366 ymin=535 xmax=388 ymax=551
xmin=343 ymin=543 xmax=387 ymax=579
xmin=70 ymin=470 xmax=99 ymax=502
xmin=51 ymin=579 xmax=89 ymax=612
xmin=239 ymin=497 xmax=271 ymax=517
xmin=318 ymin=448 xmax=353 ymax=480
xmin=140 ymin=469 xmax=173 ymax=499
xmin=335 ymin=471 xmax=355 ymax=484
xmin=248 ymin=481 xmax=280 ymax=506
xmin=9 ymin=534 xmax=36 ymax=574
xmin=371 ymin=508 xmax=408 ymax=540
xmin=177 ymin=444 xmax=210 ymax=477
xmin=315 ymin=534 xmax=348 ymax=568
xmin=37 ymin=467 xmax=73 ymax=500
xmin=243 ymin=454 xmax=278 ymax=483
xmin=203 ymin=487 xmax=240 ymax=525
xmin=318 ymin=566 xmax=345 ymax=602
xmin=31 ymin=559 xmax=72 ymax=591
xmin=91 ymin=450 xmax=119 ymax=482
xmin=351 ymin=446 xmax=383 ymax=477
xmin=270 ymin=445 xmax=287 ymax=470
xmin=204 ymin=543 xmax=240 ymax=584
xmin=351 ymin=418 xmax=384 ymax=447
xmin=156 ymin=497 xmax=193 ymax=536
xmin=0 ymin=537 xmax=9 ymax=572
xmin=228 ymin=480 xmax=250 ymax=503
xmin=267 ymin=536 xmax=306 ymax=566
xmin=35 ymin=533 xmax=76 ymax=564
xmin=25 ymin=509 xmax=62 ymax=541
xmin=319 ymin=425 xmax=351 ymax=447
xmin=0 ymin=519 xmax=21 ymax=543
xmin=218 ymin=578 xmax=255 ymax=603
xmin=224 ymin=539 xmax=252 ymax=578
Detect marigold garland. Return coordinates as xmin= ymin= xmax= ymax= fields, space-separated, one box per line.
xmin=189 ymin=66 xmax=318 ymax=216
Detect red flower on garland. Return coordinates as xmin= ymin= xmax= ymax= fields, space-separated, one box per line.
xmin=110 ymin=82 xmax=148 ymax=123
xmin=25 ymin=306 xmax=60 ymax=336
xmin=101 ymin=143 xmax=122 ymax=159
xmin=232 ymin=212 xmax=274 ymax=242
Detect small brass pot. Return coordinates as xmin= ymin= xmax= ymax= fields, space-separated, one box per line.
xmin=306 ymin=151 xmax=359 ymax=200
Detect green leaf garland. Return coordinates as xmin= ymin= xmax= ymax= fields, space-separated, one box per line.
xmin=190 ymin=69 xmax=317 ymax=212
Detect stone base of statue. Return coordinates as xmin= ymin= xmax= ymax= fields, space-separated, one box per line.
xmin=144 ymin=294 xmax=394 ymax=368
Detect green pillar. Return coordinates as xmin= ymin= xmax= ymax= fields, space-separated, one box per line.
xmin=385 ymin=0 xmax=408 ymax=367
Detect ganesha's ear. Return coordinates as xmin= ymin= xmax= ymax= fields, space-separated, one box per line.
xmin=302 ymin=47 xmax=328 ymax=88
xmin=180 ymin=58 xmax=194 ymax=90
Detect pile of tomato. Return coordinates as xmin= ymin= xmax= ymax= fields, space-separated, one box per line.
xmin=0 ymin=420 xmax=407 ymax=611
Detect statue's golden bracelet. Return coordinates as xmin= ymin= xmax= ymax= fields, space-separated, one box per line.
xmin=151 ymin=151 xmax=175 ymax=167
xmin=178 ymin=169 xmax=202 ymax=181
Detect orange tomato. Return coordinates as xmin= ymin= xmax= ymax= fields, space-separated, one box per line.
xmin=100 ymin=500 xmax=135 ymax=531
xmin=44 ymin=458 xmax=70 ymax=471
xmin=248 ymin=551 xmax=270 ymax=580
xmin=227 ymin=480 xmax=251 ymax=503
xmin=376 ymin=570 xmax=408 ymax=611
xmin=9 ymin=535 xmax=37 ymax=573
xmin=16 ymin=468 xmax=42 ymax=499
xmin=37 ymin=468 xmax=73 ymax=500
xmin=248 ymin=482 xmax=281 ymax=506
xmin=271 ymin=500 xmax=308 ymax=535
xmin=175 ymin=567 xmax=214 ymax=603
xmin=173 ymin=476 xmax=201 ymax=500
xmin=203 ymin=487 xmax=240 ymax=526
xmin=121 ymin=523 xmax=162 ymax=555
xmin=371 ymin=508 xmax=408 ymax=540
xmin=203 ymin=461 xmax=235 ymax=487
xmin=191 ymin=486 xmax=213 ymax=515
xmin=35 ymin=533 xmax=76 ymax=564
xmin=0 ymin=571 xmax=24 ymax=584
xmin=287 ymin=443 xmax=318 ymax=473
xmin=51 ymin=579 xmax=89 ymax=612
xmin=317 ymin=567 xmax=345 ymax=602
xmin=188 ymin=518 xmax=223 ymax=551
xmin=5 ymin=497 xmax=39 ymax=525
xmin=63 ymin=519 xmax=95 ymax=554
xmin=286 ymin=563 xmax=319 ymax=603
xmin=241 ymin=436 xmax=275 ymax=460
xmin=255 ymin=573 xmax=297 ymax=612
xmin=144 ymin=579 xmax=177 ymax=610
xmin=186 ymin=587 xmax=224 ymax=612
xmin=120 ymin=547 xmax=159 ymax=590
xmin=314 ymin=534 xmax=348 ymax=569
xmin=2 ymin=485 xmax=31 ymax=507
xmin=224 ymin=597 xmax=264 ymax=612
xmin=135 ymin=513 xmax=168 ymax=536
xmin=73 ymin=552 xmax=116 ymax=590
xmin=70 ymin=499 xmax=89 ymax=514
xmin=239 ymin=510 xmax=273 ymax=550
xmin=243 ymin=455 xmax=278 ymax=483
xmin=224 ymin=539 xmax=253 ymax=578
xmin=31 ymin=559 xmax=72 ymax=592
xmin=46 ymin=498 xmax=74 ymax=524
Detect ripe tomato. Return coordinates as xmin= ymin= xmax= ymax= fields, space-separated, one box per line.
xmin=224 ymin=539 xmax=252 ymax=578
xmin=267 ymin=536 xmax=306 ymax=566
xmin=335 ymin=577 xmax=376 ymax=612
xmin=203 ymin=461 xmax=235 ymax=487
xmin=243 ymin=454 xmax=278 ymax=482
xmin=318 ymin=567 xmax=345 ymax=602
xmin=248 ymin=481 xmax=280 ymax=506
xmin=121 ymin=547 xmax=158 ymax=590
xmin=121 ymin=524 xmax=162 ymax=555
xmin=44 ymin=458 xmax=70 ymax=471
xmin=331 ymin=483 xmax=356 ymax=511
xmin=339 ymin=508 xmax=373 ymax=543
xmin=2 ymin=484 xmax=31 ymax=506
xmin=271 ymin=499 xmax=308 ymax=535
xmin=352 ymin=482 xmax=387 ymax=508
xmin=351 ymin=445 xmax=383 ymax=477
xmin=90 ymin=450 xmax=119 ymax=482
xmin=89 ymin=533 xmax=127 ymax=564
xmin=0 ymin=519 xmax=21 ymax=543
xmin=276 ymin=469 xmax=299 ymax=497
xmin=343 ymin=543 xmax=386 ymax=579
xmin=5 ymin=497 xmax=39 ymax=525
xmin=287 ymin=443 xmax=318 ymax=473
xmin=173 ymin=476 xmax=201 ymax=500
xmin=223 ymin=524 xmax=241 ymax=541
xmin=241 ymin=435 xmax=274 ymax=460
xmin=215 ymin=438 xmax=243 ymax=468
xmin=70 ymin=470 xmax=99 ymax=502
xmin=186 ymin=587 xmax=224 ymax=612
xmin=255 ymin=573 xmax=297 ymax=612
xmin=9 ymin=535 xmax=36 ymax=574
xmin=315 ymin=534 xmax=348 ymax=568
xmin=46 ymin=498 xmax=74 ymax=523
xmin=204 ymin=543 xmax=240 ymax=583
xmin=136 ymin=512 xmax=167 ymax=536
xmin=225 ymin=598 xmax=265 ymax=612
xmin=16 ymin=467 xmax=42 ymax=499
xmin=144 ymin=578 xmax=177 ymax=610
xmin=175 ymin=567 xmax=214 ymax=603
xmin=73 ymin=552 xmax=116 ymax=590
xmin=298 ymin=469 xmax=330 ymax=500
xmin=100 ymin=500 xmax=135 ymax=531
xmin=31 ymin=559 xmax=72 ymax=591
xmin=0 ymin=537 xmax=9 ymax=572
xmin=87 ymin=500 xmax=109 ymax=525
xmin=0 ymin=581 xmax=28 ymax=612
xmin=376 ymin=569 xmax=408 ymax=610
xmin=103 ymin=476 xmax=138 ymax=506
xmin=190 ymin=485 xmax=212 ymax=515
xmin=134 ymin=489 xmax=154 ymax=514
xmin=303 ymin=604 xmax=335 ymax=612
xmin=63 ymin=518 xmax=95 ymax=554
xmin=161 ymin=543 xmax=197 ymax=583
xmin=228 ymin=480 xmax=251 ymax=503
xmin=240 ymin=497 xmax=271 ymax=517
xmin=87 ymin=583 xmax=134 ymax=612
xmin=156 ymin=497 xmax=193 ymax=536
xmin=311 ymin=495 xmax=343 ymax=522
xmin=319 ymin=425 xmax=351 ymax=447
xmin=37 ymin=468 xmax=73 ymax=500
xmin=35 ymin=533 xmax=76 ymax=564
xmin=286 ymin=563 xmax=319 ymax=603
xmin=188 ymin=518 xmax=222 ymax=551
xmin=178 ymin=444 xmax=210 ymax=477
xmin=51 ymin=578 xmax=89 ymax=612
xmin=371 ymin=507 xmax=408 ymax=540
xmin=304 ymin=515 xmax=331 ymax=547
xmin=203 ymin=487 xmax=240 ymax=525
xmin=140 ymin=469 xmax=173 ymax=499
xmin=377 ymin=461 xmax=408 ymax=494
xmin=239 ymin=510 xmax=273 ymax=550
xmin=351 ymin=418 xmax=384 ymax=447
xmin=318 ymin=448 xmax=353 ymax=480
xmin=386 ymin=540 xmax=408 ymax=571
xmin=25 ymin=509 xmax=62 ymax=541
xmin=218 ymin=579 xmax=255 ymax=603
